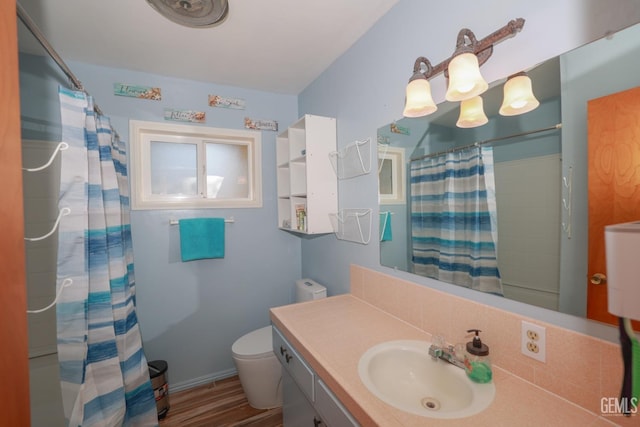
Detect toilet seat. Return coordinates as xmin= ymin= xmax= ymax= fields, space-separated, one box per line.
xmin=232 ymin=325 xmax=273 ymax=360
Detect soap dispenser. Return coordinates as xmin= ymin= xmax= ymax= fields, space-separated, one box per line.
xmin=464 ymin=329 xmax=492 ymax=383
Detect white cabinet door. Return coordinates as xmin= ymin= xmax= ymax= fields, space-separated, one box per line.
xmin=283 ymin=369 xmax=323 ymax=427
xmin=273 ymin=326 xmax=315 ymax=402
xmin=315 ymin=378 xmax=359 ymax=427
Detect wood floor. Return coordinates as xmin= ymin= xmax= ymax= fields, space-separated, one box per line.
xmin=158 ymin=376 xmax=283 ymax=427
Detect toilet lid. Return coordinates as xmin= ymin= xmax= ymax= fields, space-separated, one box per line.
xmin=232 ymin=325 xmax=274 ymax=360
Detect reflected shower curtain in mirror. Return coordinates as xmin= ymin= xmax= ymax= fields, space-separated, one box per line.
xmin=56 ymin=87 xmax=158 ymax=426
xmin=410 ymin=146 xmax=503 ymax=295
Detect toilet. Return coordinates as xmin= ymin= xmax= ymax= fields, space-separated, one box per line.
xmin=231 ymin=278 xmax=327 ymax=409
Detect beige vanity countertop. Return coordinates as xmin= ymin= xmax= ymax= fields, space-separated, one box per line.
xmin=270 ymin=294 xmax=608 ymax=427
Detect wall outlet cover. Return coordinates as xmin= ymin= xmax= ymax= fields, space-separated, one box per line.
xmin=521 ymin=321 xmax=546 ymax=362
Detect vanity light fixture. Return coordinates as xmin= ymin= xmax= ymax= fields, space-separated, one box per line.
xmin=499 ymin=72 xmax=540 ymax=116
xmin=444 ymin=31 xmax=489 ymax=102
xmin=403 ymin=58 xmax=438 ymax=117
xmin=456 ymin=96 xmax=489 ymax=128
xmin=403 ymin=18 xmax=525 ymax=118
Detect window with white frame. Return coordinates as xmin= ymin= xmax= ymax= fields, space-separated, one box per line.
xmin=129 ymin=120 xmax=262 ymax=210
xmin=378 ymin=146 xmax=406 ymax=205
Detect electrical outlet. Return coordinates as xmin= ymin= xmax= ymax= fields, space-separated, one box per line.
xmin=521 ymin=321 xmax=546 ymax=362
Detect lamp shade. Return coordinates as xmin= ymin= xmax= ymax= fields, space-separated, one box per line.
xmin=456 ymin=96 xmax=488 ymax=128
xmin=403 ymin=77 xmax=437 ymax=118
xmin=499 ymin=73 xmax=540 ymax=116
xmin=605 ymin=221 xmax=640 ymax=320
xmin=445 ymin=53 xmax=489 ymax=102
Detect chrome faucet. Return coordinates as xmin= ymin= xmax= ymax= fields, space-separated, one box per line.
xmin=428 ymin=337 xmax=466 ymax=370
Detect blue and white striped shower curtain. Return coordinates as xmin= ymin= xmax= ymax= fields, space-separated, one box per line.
xmin=56 ymin=87 xmax=158 ymax=426
xmin=410 ymin=146 xmax=503 ymax=295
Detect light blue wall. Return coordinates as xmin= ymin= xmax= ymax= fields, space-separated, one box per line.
xmin=299 ymin=0 xmax=640 ymax=340
xmin=20 ymin=53 xmax=301 ymax=388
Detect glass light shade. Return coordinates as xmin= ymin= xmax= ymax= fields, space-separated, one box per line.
xmin=403 ymin=78 xmax=438 ymax=118
xmin=445 ymin=53 xmax=489 ymax=102
xmin=499 ymin=74 xmax=540 ymax=116
xmin=456 ymin=96 xmax=488 ymax=128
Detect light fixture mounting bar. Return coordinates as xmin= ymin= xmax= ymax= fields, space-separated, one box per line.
xmin=413 ymin=18 xmax=525 ymax=79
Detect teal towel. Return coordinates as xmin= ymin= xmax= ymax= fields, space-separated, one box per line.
xmin=380 ymin=212 xmax=392 ymax=242
xmin=179 ymin=218 xmax=225 ymax=261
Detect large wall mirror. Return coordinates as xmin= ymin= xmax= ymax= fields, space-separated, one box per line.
xmin=378 ymin=22 xmax=640 ymax=326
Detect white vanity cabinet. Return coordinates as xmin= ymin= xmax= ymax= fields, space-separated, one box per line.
xmin=273 ymin=326 xmax=359 ymax=427
xmin=276 ymin=114 xmax=337 ymax=235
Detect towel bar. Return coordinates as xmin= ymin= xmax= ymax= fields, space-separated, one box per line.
xmin=169 ymin=217 xmax=234 ymax=225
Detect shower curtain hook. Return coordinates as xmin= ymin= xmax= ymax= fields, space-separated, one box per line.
xmin=22 ymin=141 xmax=69 ymax=172
xmin=24 ymin=207 xmax=71 ymax=242
xmin=26 ymin=278 xmax=73 ymax=314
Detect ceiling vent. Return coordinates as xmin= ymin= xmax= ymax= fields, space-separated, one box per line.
xmin=146 ymin=0 xmax=229 ymax=28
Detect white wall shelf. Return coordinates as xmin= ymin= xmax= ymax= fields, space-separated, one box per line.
xmin=276 ymin=115 xmax=337 ymax=235
xmin=329 ymin=137 xmax=372 ymax=179
xmin=329 ymin=208 xmax=372 ymax=245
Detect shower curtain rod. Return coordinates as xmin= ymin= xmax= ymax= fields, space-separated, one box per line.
xmin=17 ymin=3 xmax=105 ymax=116
xmin=411 ymin=123 xmax=563 ymax=162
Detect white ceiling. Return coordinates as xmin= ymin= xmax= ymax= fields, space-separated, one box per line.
xmin=17 ymin=0 xmax=399 ymax=95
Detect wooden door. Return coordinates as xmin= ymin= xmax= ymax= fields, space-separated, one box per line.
xmin=587 ymin=86 xmax=640 ymax=327
xmin=0 ymin=0 xmax=32 ymax=424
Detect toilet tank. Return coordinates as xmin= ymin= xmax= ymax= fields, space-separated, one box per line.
xmin=295 ymin=278 xmax=327 ymax=302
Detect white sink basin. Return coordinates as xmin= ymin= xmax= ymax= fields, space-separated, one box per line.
xmin=358 ymin=340 xmax=495 ymax=419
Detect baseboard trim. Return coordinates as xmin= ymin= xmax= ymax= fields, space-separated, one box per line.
xmin=169 ymin=367 xmax=238 ymax=393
